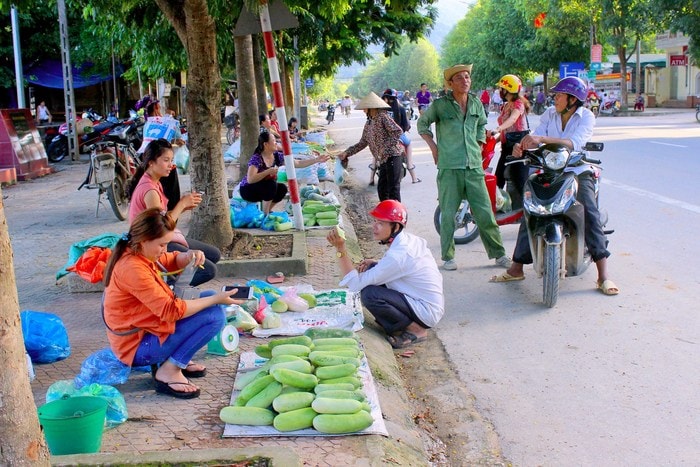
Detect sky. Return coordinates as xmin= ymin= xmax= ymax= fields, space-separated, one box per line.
xmin=428 ymin=0 xmax=475 ymax=50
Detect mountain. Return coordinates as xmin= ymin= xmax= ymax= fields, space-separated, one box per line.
xmin=428 ymin=0 xmax=474 ymax=51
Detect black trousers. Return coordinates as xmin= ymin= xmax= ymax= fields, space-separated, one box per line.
xmin=168 ymin=238 xmax=221 ymax=287
xmin=240 ymin=179 xmax=288 ymax=204
xmin=360 ymin=285 xmax=428 ymax=335
xmin=513 ymin=172 xmax=610 ymax=264
xmin=377 ymin=155 xmax=402 ymax=202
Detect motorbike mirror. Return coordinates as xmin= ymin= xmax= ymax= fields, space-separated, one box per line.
xmin=584 ymin=142 xmax=604 ymax=152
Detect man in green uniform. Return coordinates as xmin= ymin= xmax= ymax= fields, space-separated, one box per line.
xmin=417 ymin=64 xmax=511 ymax=271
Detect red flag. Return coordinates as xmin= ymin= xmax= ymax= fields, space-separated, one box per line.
xmin=534 ymin=12 xmax=546 ymax=28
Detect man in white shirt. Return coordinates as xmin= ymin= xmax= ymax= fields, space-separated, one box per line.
xmin=327 ymin=200 xmax=445 ymax=349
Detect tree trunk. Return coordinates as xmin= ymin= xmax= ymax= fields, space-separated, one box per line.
xmin=0 ymin=186 xmax=51 ymax=466
xmin=155 ymin=0 xmax=232 ymax=248
xmin=252 ymin=36 xmax=269 ymax=116
xmin=235 ymin=35 xmax=259 ymax=180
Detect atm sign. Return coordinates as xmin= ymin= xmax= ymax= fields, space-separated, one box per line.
xmin=670 ymin=55 xmax=688 ymax=66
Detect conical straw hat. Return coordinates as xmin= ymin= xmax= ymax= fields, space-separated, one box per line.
xmin=355 ymin=92 xmax=390 ymax=110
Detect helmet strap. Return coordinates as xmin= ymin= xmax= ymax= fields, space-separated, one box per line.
xmin=378 ymin=223 xmax=403 ymax=245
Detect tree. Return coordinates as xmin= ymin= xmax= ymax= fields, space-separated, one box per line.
xmin=0 ymin=186 xmax=51 ymax=465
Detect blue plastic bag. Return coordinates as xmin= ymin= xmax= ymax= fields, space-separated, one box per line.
xmin=230 ymin=203 xmax=265 ymax=229
xmin=20 ymin=311 xmax=71 ymax=363
xmin=47 ymin=379 xmax=128 ymax=428
xmin=74 ymin=348 xmax=132 ymax=388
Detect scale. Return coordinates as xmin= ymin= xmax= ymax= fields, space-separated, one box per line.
xmin=207 ymin=324 xmax=239 ymax=355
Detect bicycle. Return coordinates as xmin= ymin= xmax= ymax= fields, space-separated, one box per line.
xmin=224 ymin=113 xmax=240 ymax=144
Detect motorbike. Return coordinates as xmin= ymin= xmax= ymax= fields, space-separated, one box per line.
xmin=401 ymin=98 xmax=416 ymax=120
xmin=514 ymin=141 xmax=609 ymax=307
xmin=695 ymin=104 xmax=700 ymax=123
xmin=433 ymin=134 xmax=524 ymax=244
xmin=47 ymin=109 xmax=118 ymax=163
xmin=224 ymin=112 xmax=240 ymax=144
xmin=78 ymin=136 xmax=142 ymax=221
xmin=586 ymin=97 xmax=600 ymax=117
xmin=326 ymin=103 xmax=336 ymax=124
xmin=599 ymin=99 xmax=620 ymax=116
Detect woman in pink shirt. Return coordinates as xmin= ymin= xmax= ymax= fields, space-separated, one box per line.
xmin=128 ymin=139 xmax=220 ymax=286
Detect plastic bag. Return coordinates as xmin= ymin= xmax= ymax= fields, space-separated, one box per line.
xmin=74 ymin=348 xmax=132 ymax=388
xmin=173 ymin=144 xmax=190 ymax=174
xmin=230 ymin=203 xmax=265 ymax=229
xmin=224 ymin=140 xmax=241 ymax=163
xmin=66 ymin=246 xmax=111 ymax=283
xmin=228 ymin=308 xmax=258 ymax=332
xmin=334 ymin=157 xmax=345 ymax=185
xmin=262 ymin=311 xmax=281 ymax=329
xmin=47 ymin=379 xmax=128 ymax=429
xmin=279 ymin=288 xmax=310 ymax=312
xmin=20 ymin=311 xmax=71 ymax=363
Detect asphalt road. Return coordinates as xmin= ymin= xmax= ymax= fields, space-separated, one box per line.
xmin=328 ymin=105 xmax=700 ymax=466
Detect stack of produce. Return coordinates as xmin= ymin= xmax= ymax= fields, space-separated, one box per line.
xmin=300 ymin=185 xmax=340 ymax=227
xmin=220 ymin=329 xmax=374 ymax=434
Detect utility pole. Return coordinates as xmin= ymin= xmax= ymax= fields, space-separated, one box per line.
xmin=11 ymin=6 xmax=25 ymax=108
xmin=57 ymin=0 xmax=78 ymax=161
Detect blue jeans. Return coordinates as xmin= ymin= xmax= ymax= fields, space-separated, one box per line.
xmin=132 ymin=290 xmax=225 ymax=369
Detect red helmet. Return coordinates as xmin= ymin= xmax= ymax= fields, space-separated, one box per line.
xmin=369 ymin=200 xmax=408 ymax=226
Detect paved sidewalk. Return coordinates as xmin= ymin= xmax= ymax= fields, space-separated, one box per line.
xmin=4 ymin=135 xmax=428 ymax=464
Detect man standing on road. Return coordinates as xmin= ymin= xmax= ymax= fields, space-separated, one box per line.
xmin=417 ymin=64 xmax=511 ymax=271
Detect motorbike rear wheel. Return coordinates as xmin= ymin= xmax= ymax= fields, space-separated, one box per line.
xmin=47 ymin=139 xmax=68 ymax=162
xmin=433 ymin=202 xmax=480 ymax=245
xmin=543 ymin=243 xmax=561 ymax=308
xmin=106 ymin=175 xmax=130 ymax=221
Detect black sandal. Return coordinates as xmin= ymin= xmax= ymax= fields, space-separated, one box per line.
xmin=154 ymin=378 xmax=201 ymax=399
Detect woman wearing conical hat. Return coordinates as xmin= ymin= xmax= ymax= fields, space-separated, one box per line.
xmin=338 ymin=92 xmax=404 ymax=202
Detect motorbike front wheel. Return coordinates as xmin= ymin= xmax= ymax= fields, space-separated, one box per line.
xmin=47 ymin=139 xmax=68 ymax=162
xmin=433 ymin=202 xmax=480 ymax=245
xmin=543 ymin=243 xmax=561 ymax=308
xmin=106 ymin=175 xmax=130 ymax=221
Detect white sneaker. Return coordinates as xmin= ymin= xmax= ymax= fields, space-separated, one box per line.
xmin=442 ymin=259 xmax=457 ymax=271
xmin=495 ymin=255 xmax=512 ymax=268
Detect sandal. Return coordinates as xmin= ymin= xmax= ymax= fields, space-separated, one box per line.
xmin=387 ymin=331 xmax=427 ymax=349
xmin=597 ymin=279 xmax=619 ymax=296
xmin=489 ymin=272 xmax=525 ymax=283
xmin=182 ymin=362 xmax=207 ymax=378
xmin=154 ymin=378 xmax=200 ymax=399
xmin=412 ymin=178 xmax=422 ymax=184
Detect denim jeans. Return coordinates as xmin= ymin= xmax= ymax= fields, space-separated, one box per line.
xmin=132 ymin=290 xmax=225 ymax=369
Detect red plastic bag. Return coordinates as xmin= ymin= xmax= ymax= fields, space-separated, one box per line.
xmin=67 ymin=247 xmax=111 ymax=283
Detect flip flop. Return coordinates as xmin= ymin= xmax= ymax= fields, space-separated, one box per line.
xmin=182 ymin=362 xmax=207 ymax=378
xmin=267 ymin=272 xmax=285 ymax=284
xmin=387 ymin=331 xmax=427 ymax=349
xmin=489 ymin=272 xmax=525 ymax=283
xmin=597 ymin=279 xmax=619 ymax=296
xmin=412 ymin=178 xmax=422 ymax=184
xmin=154 ymin=378 xmax=200 ymax=399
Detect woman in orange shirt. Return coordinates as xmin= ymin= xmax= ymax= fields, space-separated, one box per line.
xmin=103 ymin=209 xmax=243 ymax=399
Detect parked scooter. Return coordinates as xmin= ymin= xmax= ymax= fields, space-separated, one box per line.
xmin=586 ymin=97 xmax=600 ymax=117
xmin=599 ymin=99 xmax=620 ymax=116
xmin=514 ymin=142 xmax=609 ymax=307
xmin=326 ymin=103 xmax=336 ymax=124
xmin=433 ymin=134 xmax=523 ymax=244
xmin=47 ymin=109 xmax=118 ymax=162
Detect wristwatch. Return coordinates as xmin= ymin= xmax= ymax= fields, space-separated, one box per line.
xmin=336 ymin=250 xmax=345 ymax=258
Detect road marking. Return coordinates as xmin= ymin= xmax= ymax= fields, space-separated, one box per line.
xmin=649 ymin=141 xmax=687 ymax=148
xmin=603 ymin=179 xmax=700 ymax=214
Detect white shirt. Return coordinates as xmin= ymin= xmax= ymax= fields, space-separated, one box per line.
xmin=339 ymin=230 xmax=444 ymax=327
xmin=38 ymin=105 xmax=50 ymax=120
xmin=534 ymin=105 xmax=597 ymax=175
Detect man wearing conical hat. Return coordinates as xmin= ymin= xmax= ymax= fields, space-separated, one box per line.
xmin=417 ymin=64 xmax=511 ymax=271
xmin=338 ymin=92 xmax=405 ymax=201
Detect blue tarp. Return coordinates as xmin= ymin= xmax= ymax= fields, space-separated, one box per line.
xmin=24 ymin=59 xmax=123 ymax=89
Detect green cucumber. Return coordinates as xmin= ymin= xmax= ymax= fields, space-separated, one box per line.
xmin=314 ymin=383 xmax=356 ymax=394
xmin=309 ymin=352 xmax=361 ymax=366
xmin=272 ymin=391 xmax=316 ymax=413
xmin=310 ymin=346 xmax=361 ymax=357
xmin=312 ymin=411 xmax=374 ymax=434
xmin=311 ymin=389 xmax=366 ymax=401
xmin=254 ymin=344 xmax=272 ymax=359
xmin=233 ymin=367 xmax=269 ymax=390
xmin=273 ymin=407 xmax=318 ymax=432
xmin=268 ymin=335 xmax=313 ymax=349
xmin=319 ymin=375 xmax=362 ymax=389
xmin=271 ymin=343 xmax=311 ymax=358
xmin=304 ymin=328 xmax=355 ymax=339
xmin=314 ymin=363 xmax=358 ymax=380
xmin=312 ymin=337 xmax=359 ymax=347
xmin=270 ymin=367 xmax=319 ymax=390
xmin=219 ymin=406 xmax=275 ymax=426
xmin=270 ymin=359 xmax=313 ymax=374
xmin=312 ymin=397 xmax=363 ymax=414
xmin=235 ymin=374 xmax=275 ymax=405
xmin=245 ymin=380 xmax=283 ymax=408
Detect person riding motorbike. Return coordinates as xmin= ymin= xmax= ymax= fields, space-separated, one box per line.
xmin=490 ymin=76 xmax=619 ymax=296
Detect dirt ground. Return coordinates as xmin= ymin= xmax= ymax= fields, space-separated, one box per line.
xmin=222 ymin=232 xmax=293 ymax=260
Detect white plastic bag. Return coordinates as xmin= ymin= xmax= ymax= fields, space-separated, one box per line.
xmin=334 ymin=157 xmax=345 ymax=185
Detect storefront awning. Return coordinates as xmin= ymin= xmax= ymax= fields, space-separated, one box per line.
xmin=24 ymin=59 xmax=123 ymax=89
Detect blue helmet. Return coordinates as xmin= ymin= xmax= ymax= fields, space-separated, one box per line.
xmin=550 ymin=77 xmax=587 ymax=102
